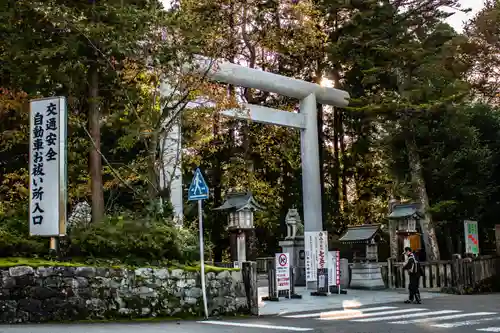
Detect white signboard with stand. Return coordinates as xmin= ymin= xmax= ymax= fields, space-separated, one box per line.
xmin=328 ymin=250 xmax=341 ymax=293
xmin=29 ymin=97 xmax=67 ymax=237
xmin=317 ymin=231 xmax=328 ymax=270
xmin=464 ymin=220 xmax=479 ymax=255
xmin=275 ymin=253 xmax=291 ymax=295
xmin=305 ymin=232 xmax=319 ymax=282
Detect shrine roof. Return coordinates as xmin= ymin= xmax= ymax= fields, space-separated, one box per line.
xmin=339 ymin=224 xmax=381 ymax=244
xmin=388 ymin=203 xmax=423 ymax=219
xmin=213 ymin=191 xmax=264 ymax=211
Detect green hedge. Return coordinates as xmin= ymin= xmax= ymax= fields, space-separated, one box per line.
xmin=0 ymin=257 xmax=239 ymax=273
xmin=0 ymin=210 xmax=200 ymax=266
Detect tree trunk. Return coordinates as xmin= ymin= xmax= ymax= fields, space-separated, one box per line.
xmin=317 ymin=103 xmax=327 ymax=224
xmin=445 ymin=223 xmax=454 ymax=260
xmin=455 ymin=225 xmax=463 ymax=255
xmin=331 ymin=69 xmax=344 ymax=216
xmin=212 ymin=114 xmax=224 ymax=262
xmin=339 ymin=110 xmax=348 ymax=209
xmin=388 ymin=219 xmax=399 ymax=258
xmin=332 ymin=108 xmax=341 ymax=213
xmin=405 ymin=127 xmax=440 ymax=261
xmin=88 ymin=63 xmax=104 ymax=223
xmin=147 ymin=132 xmax=159 ymax=202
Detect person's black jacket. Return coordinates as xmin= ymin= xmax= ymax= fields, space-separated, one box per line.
xmin=403 ymin=254 xmax=420 ymax=276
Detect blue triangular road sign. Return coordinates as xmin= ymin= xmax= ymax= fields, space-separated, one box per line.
xmin=188 ymin=168 xmax=209 ymax=201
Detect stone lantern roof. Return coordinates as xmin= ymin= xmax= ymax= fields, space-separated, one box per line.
xmin=388 ymin=203 xmax=424 ymax=219
xmin=213 ymin=191 xmax=264 ymax=212
xmin=339 ymin=224 xmax=382 ymax=245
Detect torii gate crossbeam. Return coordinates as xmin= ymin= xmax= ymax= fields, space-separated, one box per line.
xmin=189 ymin=56 xmax=350 ymax=236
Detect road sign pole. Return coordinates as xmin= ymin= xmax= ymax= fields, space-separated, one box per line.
xmin=188 ymin=167 xmax=210 ymax=318
xmin=198 ymin=199 xmax=209 ymax=319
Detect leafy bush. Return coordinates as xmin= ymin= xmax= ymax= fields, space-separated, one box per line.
xmin=0 ymin=204 xmax=204 ymax=266
xmin=175 ymin=225 xmax=200 ymax=263
xmin=0 ymin=208 xmax=47 ymax=257
xmin=67 ymin=213 xmax=189 ymax=265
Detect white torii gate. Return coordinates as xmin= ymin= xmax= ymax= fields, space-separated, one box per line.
xmin=159 ymin=57 xmax=350 ymax=283
xmin=190 ymin=56 xmax=350 ymax=234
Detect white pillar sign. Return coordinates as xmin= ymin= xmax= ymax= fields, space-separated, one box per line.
xmin=328 ymin=251 xmax=340 ymax=288
xmin=305 ymin=231 xmax=319 ymax=282
xmin=29 ymin=97 xmax=67 ymax=237
xmin=275 ymin=252 xmax=291 ymax=293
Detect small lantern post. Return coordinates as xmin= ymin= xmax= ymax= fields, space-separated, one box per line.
xmin=214 ymin=191 xmax=264 ymax=265
xmin=388 ymin=202 xmax=424 ymax=261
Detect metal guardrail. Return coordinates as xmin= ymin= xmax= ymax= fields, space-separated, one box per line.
xmin=256 ymin=257 xmax=274 ymax=273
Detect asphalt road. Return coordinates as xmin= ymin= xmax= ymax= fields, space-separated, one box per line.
xmin=1 ymin=293 xmax=500 ymax=333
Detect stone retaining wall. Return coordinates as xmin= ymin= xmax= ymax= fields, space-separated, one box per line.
xmin=0 ymin=264 xmax=255 ymax=323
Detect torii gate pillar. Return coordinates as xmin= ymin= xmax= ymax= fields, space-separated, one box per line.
xmin=185 ymin=56 xmax=350 ymax=287
xmin=299 ymin=93 xmax=323 ymax=232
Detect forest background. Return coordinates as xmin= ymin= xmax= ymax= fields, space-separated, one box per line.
xmin=0 ymin=0 xmax=499 ymax=265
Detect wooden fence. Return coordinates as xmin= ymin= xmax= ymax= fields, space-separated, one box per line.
xmin=257 ymin=255 xmax=500 ymax=292
xmin=383 ymin=255 xmax=500 ymax=291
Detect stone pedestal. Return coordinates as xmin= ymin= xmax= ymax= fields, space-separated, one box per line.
xmin=349 ymin=262 xmax=385 ymax=290
xmin=237 ymin=231 xmax=247 ymax=262
xmin=279 ymin=237 xmax=306 ymax=286
xmin=339 ymin=258 xmax=349 ymax=288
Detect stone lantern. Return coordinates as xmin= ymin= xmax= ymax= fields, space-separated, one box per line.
xmin=214 ymin=191 xmax=264 ymax=265
xmin=388 ymin=202 xmax=424 ymax=261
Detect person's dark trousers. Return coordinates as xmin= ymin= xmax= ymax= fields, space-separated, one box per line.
xmin=408 ymin=274 xmax=421 ymax=303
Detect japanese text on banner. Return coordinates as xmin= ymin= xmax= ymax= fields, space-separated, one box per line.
xmin=29 ymin=98 xmax=66 ymax=236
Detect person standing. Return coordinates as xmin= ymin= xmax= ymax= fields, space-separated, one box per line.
xmin=403 ymin=247 xmax=422 ymax=304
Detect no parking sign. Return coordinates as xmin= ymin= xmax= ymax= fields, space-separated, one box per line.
xmin=275 ymin=252 xmax=290 ymax=292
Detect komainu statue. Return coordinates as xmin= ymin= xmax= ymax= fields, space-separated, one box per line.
xmin=285 ymin=208 xmax=304 ymax=239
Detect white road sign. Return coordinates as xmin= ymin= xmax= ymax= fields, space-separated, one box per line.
xmin=29 ymin=97 xmax=67 ymax=237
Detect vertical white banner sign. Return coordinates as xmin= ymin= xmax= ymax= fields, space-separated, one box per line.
xmin=317 ymin=231 xmax=328 ymax=270
xmin=328 ymin=251 xmax=340 ymax=287
xmin=29 ymin=97 xmax=67 ymax=236
xmin=305 ymin=231 xmax=319 ymax=282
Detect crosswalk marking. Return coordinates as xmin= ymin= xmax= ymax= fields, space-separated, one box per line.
xmin=351 ymin=310 xmax=460 ymax=322
xmin=284 ymin=304 xmax=500 ymax=331
xmin=319 ymin=308 xmax=427 ymax=321
xmin=390 ymin=312 xmax=497 ymax=324
xmin=283 ymin=306 xmax=397 ymax=319
xmin=199 ymin=321 xmax=313 ymax=331
xmin=477 ymin=328 xmax=500 ymax=332
xmin=432 ymin=317 xmax=500 ymax=328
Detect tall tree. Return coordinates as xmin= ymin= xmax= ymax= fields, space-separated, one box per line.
xmin=464 ymin=0 xmax=500 ymax=104
xmin=1 ymin=0 xmax=171 ymax=221
xmin=322 ymin=0 xmax=471 ymax=259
